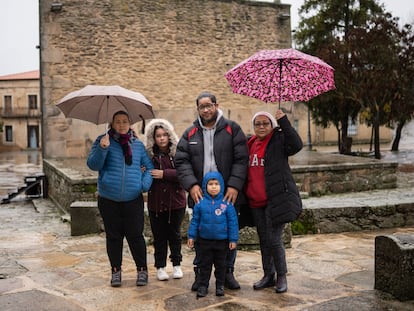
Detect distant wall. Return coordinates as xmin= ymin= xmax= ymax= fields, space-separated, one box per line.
xmin=40 ymin=0 xmax=291 ymax=159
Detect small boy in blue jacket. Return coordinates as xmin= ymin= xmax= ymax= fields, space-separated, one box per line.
xmin=187 ymin=171 xmax=239 ymax=298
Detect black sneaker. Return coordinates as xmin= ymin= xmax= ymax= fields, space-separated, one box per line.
xmin=111 ymin=269 xmax=122 ymax=287
xmin=136 ymin=270 xmax=148 ymax=286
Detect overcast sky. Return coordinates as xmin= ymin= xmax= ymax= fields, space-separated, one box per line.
xmin=0 ymin=0 xmax=413 ymax=76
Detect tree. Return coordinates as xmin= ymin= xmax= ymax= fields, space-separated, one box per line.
xmin=348 ymin=13 xmax=400 ymax=159
xmin=390 ymin=22 xmax=414 ymax=151
xmin=294 ymin=0 xmax=384 ymax=154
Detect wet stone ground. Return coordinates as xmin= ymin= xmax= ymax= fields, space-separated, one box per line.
xmin=1 ymin=145 xmax=414 ymax=310
xmin=0 ymin=150 xmax=42 ymax=198
xmin=0 ymin=198 xmax=413 ymax=310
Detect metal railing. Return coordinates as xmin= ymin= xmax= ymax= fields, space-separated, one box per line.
xmin=0 ymin=108 xmax=42 ymax=118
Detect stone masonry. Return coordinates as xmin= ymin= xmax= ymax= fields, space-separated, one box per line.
xmin=375 ymin=234 xmax=414 ymax=301
xmin=40 ymin=0 xmax=292 ymax=159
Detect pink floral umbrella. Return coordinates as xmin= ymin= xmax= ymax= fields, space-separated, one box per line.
xmin=224 ymin=48 xmax=335 ymax=107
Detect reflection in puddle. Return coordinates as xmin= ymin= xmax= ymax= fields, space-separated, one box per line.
xmin=0 ymin=151 xmax=43 ymax=198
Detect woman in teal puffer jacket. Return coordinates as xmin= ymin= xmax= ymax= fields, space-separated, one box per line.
xmin=87 ymin=110 xmax=153 ymax=288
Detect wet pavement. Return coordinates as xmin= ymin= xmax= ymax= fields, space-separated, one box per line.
xmin=0 ymin=144 xmax=414 ymax=310
xmin=0 ymin=198 xmax=413 ymax=311
xmin=0 ymin=150 xmax=42 ymax=197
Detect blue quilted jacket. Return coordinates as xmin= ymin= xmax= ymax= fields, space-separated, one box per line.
xmin=87 ymin=133 xmax=153 ymax=202
xmin=188 ymin=171 xmax=239 ymax=243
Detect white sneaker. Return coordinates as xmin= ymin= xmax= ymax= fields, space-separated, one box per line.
xmin=157 ymin=267 xmax=169 ymax=281
xmin=172 ymin=265 xmax=183 ymax=279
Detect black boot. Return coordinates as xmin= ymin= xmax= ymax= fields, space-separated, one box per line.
xmin=191 ymin=267 xmax=200 ymax=291
xmin=275 ymin=274 xmax=288 ymax=293
xmin=197 ymin=286 xmax=208 ymax=298
xmin=224 ymin=268 xmax=240 ymax=290
xmin=216 ymin=285 xmax=225 ymax=296
xmin=253 ymin=273 xmax=275 ymax=290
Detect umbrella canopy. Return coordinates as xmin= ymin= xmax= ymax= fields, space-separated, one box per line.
xmin=224 ymin=48 xmax=335 ymax=105
xmin=56 ymin=85 xmax=155 ymax=125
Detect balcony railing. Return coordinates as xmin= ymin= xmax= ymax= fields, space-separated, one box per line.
xmin=1 ymin=108 xmax=42 ymax=118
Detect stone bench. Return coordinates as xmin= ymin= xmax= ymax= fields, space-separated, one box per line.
xmin=70 ymin=201 xmax=102 ymax=236
xmin=68 ymin=200 xmax=291 ymax=249
xmin=375 ymin=234 xmax=414 ymax=301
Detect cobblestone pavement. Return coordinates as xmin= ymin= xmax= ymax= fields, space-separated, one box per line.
xmin=0 ymin=198 xmax=413 ymax=311
xmin=0 ymin=147 xmax=413 ymax=310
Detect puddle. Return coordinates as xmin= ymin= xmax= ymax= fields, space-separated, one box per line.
xmin=0 ymin=150 xmax=43 ymax=197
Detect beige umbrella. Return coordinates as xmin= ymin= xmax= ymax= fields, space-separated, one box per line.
xmin=56 ymin=85 xmax=155 ymax=125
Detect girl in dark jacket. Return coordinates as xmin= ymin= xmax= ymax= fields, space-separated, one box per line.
xmin=144 ymin=119 xmax=186 ymax=281
xmin=245 ymin=110 xmax=303 ymax=294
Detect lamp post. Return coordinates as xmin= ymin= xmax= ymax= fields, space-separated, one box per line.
xmin=307 ymin=103 xmax=312 ymax=150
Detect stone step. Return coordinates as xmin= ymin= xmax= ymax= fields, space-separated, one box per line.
xmin=297 ymin=187 xmax=414 ymax=234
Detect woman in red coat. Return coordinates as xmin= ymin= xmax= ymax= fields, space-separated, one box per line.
xmin=245 ymin=110 xmax=303 ymax=294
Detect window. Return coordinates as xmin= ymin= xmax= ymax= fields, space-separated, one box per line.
xmin=28 ymin=95 xmax=38 ymax=109
xmin=5 ymin=125 xmax=13 ymax=142
xmin=4 ymin=95 xmax=12 ymax=112
xmin=347 ymin=116 xmax=357 ymax=136
xmin=293 ymin=119 xmax=299 ymax=132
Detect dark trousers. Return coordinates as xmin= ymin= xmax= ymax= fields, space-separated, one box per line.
xmin=197 ymin=238 xmax=228 ymax=288
xmin=193 ymin=243 xmax=237 ymax=271
xmin=98 ymin=195 xmax=147 ymax=270
xmin=251 ymin=207 xmax=287 ymax=276
xmin=149 ymin=208 xmax=185 ymax=268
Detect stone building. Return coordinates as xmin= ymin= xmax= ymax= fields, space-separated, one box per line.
xmin=40 ymin=0 xmax=293 ymax=158
xmin=0 ymin=70 xmax=41 ymax=150
xmin=39 ymin=0 xmax=392 ymax=160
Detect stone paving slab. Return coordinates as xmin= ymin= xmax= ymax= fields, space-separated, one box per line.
xmin=1 ymin=198 xmax=414 ymax=310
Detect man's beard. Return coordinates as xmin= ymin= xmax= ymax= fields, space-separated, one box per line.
xmin=201 ymin=111 xmax=218 ymax=126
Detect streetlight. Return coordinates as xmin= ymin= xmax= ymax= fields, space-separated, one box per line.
xmin=307 ymin=103 xmax=312 ymax=150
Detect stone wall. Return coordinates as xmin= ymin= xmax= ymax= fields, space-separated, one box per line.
xmin=43 ymin=159 xmax=97 ymax=212
xmin=375 ymin=234 xmax=414 ymax=301
xmin=294 ymin=162 xmax=398 ymax=196
xmin=298 ymin=204 xmax=414 ymax=234
xmin=40 ymin=0 xmax=291 ymax=159
xmin=42 ymin=153 xmax=407 ymax=240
